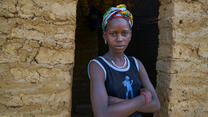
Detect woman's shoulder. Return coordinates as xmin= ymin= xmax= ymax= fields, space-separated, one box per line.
xmin=88 ymin=56 xmax=107 ymax=80
xmin=126 ymin=56 xmax=141 ymax=62
xmin=88 ymin=56 xmax=103 ymax=64
xmin=125 ymin=56 xmax=138 ymax=62
xmin=126 ymin=56 xmax=141 ymax=71
xmin=88 ymin=56 xmax=108 ymax=71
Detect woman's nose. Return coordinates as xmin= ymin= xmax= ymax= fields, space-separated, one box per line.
xmin=116 ymin=34 xmax=123 ymax=41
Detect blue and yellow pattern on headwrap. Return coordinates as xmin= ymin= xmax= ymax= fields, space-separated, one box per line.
xmin=102 ymin=4 xmax=133 ymax=31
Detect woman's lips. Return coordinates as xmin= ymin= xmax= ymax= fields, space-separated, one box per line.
xmin=114 ymin=46 xmax=125 ymax=49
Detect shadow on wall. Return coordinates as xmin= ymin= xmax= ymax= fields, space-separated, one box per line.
xmin=154 ymin=1 xmax=174 ymax=116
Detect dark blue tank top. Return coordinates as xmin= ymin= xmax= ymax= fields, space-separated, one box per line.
xmin=94 ymin=56 xmax=142 ymax=117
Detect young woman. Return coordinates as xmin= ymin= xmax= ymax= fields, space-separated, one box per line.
xmin=88 ymin=4 xmax=160 ymax=117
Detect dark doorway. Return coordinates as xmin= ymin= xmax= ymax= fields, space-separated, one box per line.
xmin=125 ymin=0 xmax=160 ymax=88
xmin=125 ymin=0 xmax=160 ymax=117
xmin=72 ymin=0 xmax=159 ymax=117
xmin=71 ymin=0 xmax=97 ymax=117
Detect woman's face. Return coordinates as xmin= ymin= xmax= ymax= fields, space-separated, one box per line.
xmin=104 ymin=18 xmax=132 ymax=54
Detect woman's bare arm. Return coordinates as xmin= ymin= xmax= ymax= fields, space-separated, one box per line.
xmin=108 ymin=96 xmax=127 ymax=105
xmin=136 ymin=59 xmax=160 ymax=112
xmin=89 ymin=61 xmax=148 ymax=117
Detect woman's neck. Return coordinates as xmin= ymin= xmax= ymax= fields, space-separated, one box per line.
xmin=106 ymin=52 xmax=125 ymax=60
xmin=105 ymin=51 xmax=127 ymax=69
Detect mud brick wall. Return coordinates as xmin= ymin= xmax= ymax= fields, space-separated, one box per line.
xmin=155 ymin=0 xmax=208 ymax=117
xmin=0 ymin=0 xmax=77 ymax=116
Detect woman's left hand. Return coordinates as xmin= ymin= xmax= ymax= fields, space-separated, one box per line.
xmin=140 ymin=88 xmax=152 ymax=102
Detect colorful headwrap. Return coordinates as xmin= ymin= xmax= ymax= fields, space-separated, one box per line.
xmin=102 ymin=4 xmax=133 ymax=31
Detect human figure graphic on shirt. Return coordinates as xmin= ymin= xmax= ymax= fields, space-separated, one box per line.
xmin=123 ymin=76 xmax=134 ymax=99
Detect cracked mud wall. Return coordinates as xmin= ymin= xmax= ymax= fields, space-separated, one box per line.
xmin=155 ymin=0 xmax=208 ymax=117
xmin=0 ymin=0 xmax=77 ymax=117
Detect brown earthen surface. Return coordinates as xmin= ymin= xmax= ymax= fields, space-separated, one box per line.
xmin=155 ymin=0 xmax=208 ymax=117
xmin=0 ymin=0 xmax=77 ymax=116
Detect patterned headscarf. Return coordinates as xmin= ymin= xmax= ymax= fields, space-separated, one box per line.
xmin=102 ymin=4 xmax=133 ymax=31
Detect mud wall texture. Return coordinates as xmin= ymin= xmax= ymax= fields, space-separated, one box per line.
xmin=155 ymin=0 xmax=208 ymax=117
xmin=0 ymin=0 xmax=77 ymax=116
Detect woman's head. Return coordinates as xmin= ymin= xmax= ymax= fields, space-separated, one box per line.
xmin=102 ymin=4 xmax=133 ymax=54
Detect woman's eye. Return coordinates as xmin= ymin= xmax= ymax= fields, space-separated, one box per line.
xmin=110 ymin=32 xmax=116 ymax=36
xmin=122 ymin=31 xmax=128 ymax=36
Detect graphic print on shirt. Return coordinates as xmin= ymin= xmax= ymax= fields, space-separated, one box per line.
xmin=122 ymin=76 xmax=134 ymax=99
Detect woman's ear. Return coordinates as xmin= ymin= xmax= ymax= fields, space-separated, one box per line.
xmin=103 ymin=32 xmax=107 ymax=44
xmin=130 ymin=30 xmax=132 ymax=38
xmin=103 ymin=32 xmax=106 ymax=39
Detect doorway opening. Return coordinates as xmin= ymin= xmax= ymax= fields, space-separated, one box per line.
xmin=72 ymin=0 xmax=160 ymax=117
